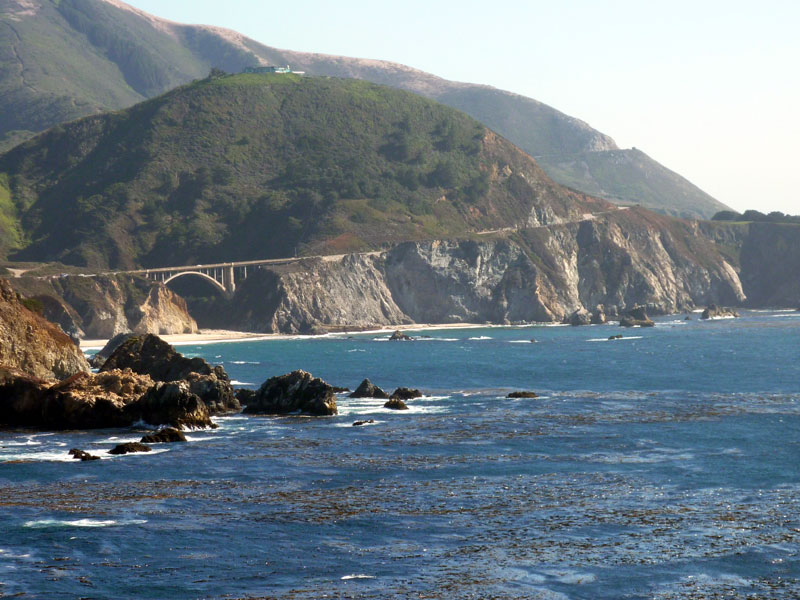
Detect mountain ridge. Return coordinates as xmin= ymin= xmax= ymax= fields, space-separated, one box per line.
xmin=0 ymin=0 xmax=729 ymax=219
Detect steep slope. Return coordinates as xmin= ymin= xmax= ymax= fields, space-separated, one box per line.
xmin=0 ymin=0 xmax=729 ymax=219
xmin=0 ymin=73 xmax=601 ymax=268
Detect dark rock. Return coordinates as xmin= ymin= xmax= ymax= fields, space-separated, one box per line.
xmin=68 ymin=448 xmax=100 ymax=461
xmin=244 ymin=370 xmax=338 ymax=416
xmin=701 ymin=304 xmax=740 ymax=319
xmin=99 ymin=334 xmax=236 ymax=414
xmin=352 ymin=419 xmax=375 ymax=426
xmin=565 ymin=308 xmax=591 ymax=326
xmin=383 ymin=398 xmax=409 ymax=410
xmin=89 ymin=333 xmax=137 ymax=368
xmin=684 ymin=316 xmax=692 ymax=320
xmin=388 ymin=330 xmax=413 ymax=341
xmin=530 ymin=338 xmax=536 ymax=343
xmin=331 ymin=386 xmax=350 ymax=393
xmin=591 ymin=310 xmax=607 ymax=325
xmin=620 ymin=305 xmax=655 ymax=327
xmin=140 ymin=427 xmax=187 ymax=443
xmin=608 ymin=334 xmax=623 ymax=340
xmin=349 ymin=378 xmax=389 ymax=399
xmin=133 ymin=381 xmax=213 ymax=429
xmin=108 ymin=442 xmax=151 ymax=455
xmin=390 ymin=387 xmax=422 ymax=400
xmin=506 ymin=391 xmax=538 ymax=398
xmin=235 ymin=388 xmax=257 ymax=405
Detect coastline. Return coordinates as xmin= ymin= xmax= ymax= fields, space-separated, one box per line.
xmin=78 ymin=322 xmax=504 ymax=350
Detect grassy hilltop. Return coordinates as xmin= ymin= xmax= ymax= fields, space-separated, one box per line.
xmin=0 ymin=73 xmax=599 ymax=268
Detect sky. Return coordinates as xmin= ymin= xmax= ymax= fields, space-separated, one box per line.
xmin=125 ymin=0 xmax=800 ymax=215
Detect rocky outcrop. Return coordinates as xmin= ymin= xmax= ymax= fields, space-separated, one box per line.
xmin=507 ymin=391 xmax=538 ymax=398
xmin=566 ymin=308 xmax=591 ymax=326
xmin=0 ymin=279 xmax=89 ymax=380
xmin=349 ymin=379 xmax=389 ymax=399
xmin=388 ymin=330 xmax=413 ymax=341
xmin=99 ymin=334 xmax=239 ymax=414
xmin=8 ymin=275 xmax=197 ymax=340
xmin=390 ymin=388 xmax=423 ymax=400
xmin=244 ymin=370 xmax=338 ymax=416
xmin=69 ymin=448 xmax=101 ymax=461
xmin=89 ymin=332 xmax=137 ymax=368
xmin=620 ymin=306 xmax=655 ymax=327
xmin=701 ymin=304 xmax=739 ymax=319
xmin=220 ymin=208 xmax=745 ymax=333
xmin=134 ymin=381 xmax=213 ymax=429
xmin=384 ymin=398 xmax=409 ymax=410
xmin=0 ymin=366 xmax=216 ymax=430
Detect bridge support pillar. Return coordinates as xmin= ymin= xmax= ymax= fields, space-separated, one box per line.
xmin=225 ymin=265 xmax=235 ymax=294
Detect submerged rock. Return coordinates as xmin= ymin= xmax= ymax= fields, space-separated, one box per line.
xmin=141 ymin=427 xmax=187 ymax=444
xmin=608 ymin=334 xmax=623 ymax=340
xmin=701 ymin=304 xmax=740 ymax=319
xmin=507 ymin=391 xmax=538 ymax=398
xmin=620 ymin=305 xmax=655 ymax=327
xmin=108 ymin=442 xmax=151 ymax=455
xmin=68 ymin=448 xmax=101 ymax=461
xmin=244 ymin=370 xmax=338 ymax=416
xmin=388 ymin=330 xmax=414 ymax=341
xmin=349 ymin=378 xmax=389 ymax=399
xmin=383 ymin=398 xmax=409 ymax=410
xmin=352 ymin=419 xmax=375 ymax=426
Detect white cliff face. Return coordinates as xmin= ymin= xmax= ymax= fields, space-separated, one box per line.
xmin=227 ymin=211 xmax=747 ymax=333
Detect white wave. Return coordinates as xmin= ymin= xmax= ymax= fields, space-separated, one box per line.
xmin=341 ymin=574 xmax=375 ymax=580
xmin=1 ymin=438 xmax=42 ymax=447
xmin=508 ymin=340 xmax=536 ymax=343
xmin=768 ymin=313 xmax=800 ymax=318
xmin=347 ymin=349 xmax=366 ymax=352
xmin=23 ymin=518 xmax=147 ymax=529
xmin=228 ymin=360 xmax=260 ymax=365
xmin=416 ymin=337 xmax=459 ymax=342
xmin=587 ymin=336 xmax=643 ymax=342
xmin=229 ymin=380 xmax=254 ymax=386
xmin=1 ymin=450 xmax=81 ymax=463
xmin=468 ymin=336 xmax=492 ymax=340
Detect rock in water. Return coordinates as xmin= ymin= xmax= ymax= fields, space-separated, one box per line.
xmin=507 ymin=391 xmax=538 ymax=398
xmin=100 ymin=334 xmax=239 ymax=414
xmin=349 ymin=378 xmax=389 ymax=399
xmin=352 ymin=419 xmax=375 ymax=426
xmin=565 ymin=308 xmax=591 ymax=326
xmin=389 ymin=388 xmax=423 ymax=400
xmin=68 ymin=448 xmax=101 ymax=461
xmin=701 ymin=304 xmax=740 ymax=319
xmin=235 ymin=388 xmax=257 ymax=405
xmin=388 ymin=330 xmax=413 ymax=341
xmin=620 ymin=305 xmax=655 ymax=327
xmin=591 ymin=309 xmax=607 ymax=325
xmin=108 ymin=442 xmax=151 ymax=455
xmin=383 ymin=398 xmax=409 ymax=410
xmin=244 ymin=370 xmax=338 ymax=416
xmin=140 ymin=428 xmax=187 ymax=443
xmin=608 ymin=334 xmax=623 ymax=340
xmin=134 ymin=381 xmax=213 ymax=429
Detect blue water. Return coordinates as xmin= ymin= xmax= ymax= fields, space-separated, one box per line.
xmin=2 ymin=311 xmax=800 ymax=599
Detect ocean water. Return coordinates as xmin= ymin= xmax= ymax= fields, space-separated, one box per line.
xmin=2 ymin=311 xmax=800 ymax=599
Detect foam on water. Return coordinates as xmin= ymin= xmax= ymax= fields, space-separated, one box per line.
xmin=23 ymin=519 xmax=147 ymax=528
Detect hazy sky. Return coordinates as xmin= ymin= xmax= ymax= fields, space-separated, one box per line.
xmin=126 ymin=0 xmax=800 ymax=215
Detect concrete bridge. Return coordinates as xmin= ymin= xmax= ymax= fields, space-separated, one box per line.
xmin=118 ymin=252 xmax=381 ymax=297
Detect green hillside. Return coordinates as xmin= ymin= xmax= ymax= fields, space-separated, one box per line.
xmin=0 ymin=0 xmax=729 ymax=220
xmin=0 ymin=73 xmax=597 ymax=268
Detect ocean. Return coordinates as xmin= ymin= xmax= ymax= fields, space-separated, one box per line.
xmin=1 ymin=310 xmax=799 ymax=599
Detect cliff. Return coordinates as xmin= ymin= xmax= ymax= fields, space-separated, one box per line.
xmin=0 ymin=278 xmax=89 ymax=379
xmin=8 ymin=274 xmax=197 ymax=339
xmin=224 ymin=209 xmax=745 ymax=333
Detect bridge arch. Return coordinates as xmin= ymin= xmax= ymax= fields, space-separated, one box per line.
xmin=163 ymin=271 xmax=229 ymax=297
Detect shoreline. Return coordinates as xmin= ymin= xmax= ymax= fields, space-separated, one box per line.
xmin=78 ymin=322 xmax=510 ymax=350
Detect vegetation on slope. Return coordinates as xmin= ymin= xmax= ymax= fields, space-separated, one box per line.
xmin=0 ymin=0 xmax=729 ymax=220
xmin=0 ymin=73 xmax=595 ymax=269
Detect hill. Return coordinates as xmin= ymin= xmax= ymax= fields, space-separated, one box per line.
xmin=0 ymin=73 xmax=603 ymax=268
xmin=0 ymin=0 xmax=729 ymax=219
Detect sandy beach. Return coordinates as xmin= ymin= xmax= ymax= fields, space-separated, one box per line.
xmin=78 ymin=323 xmax=496 ymax=350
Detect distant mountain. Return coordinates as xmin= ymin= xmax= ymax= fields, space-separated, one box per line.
xmin=0 ymin=73 xmax=603 ymax=268
xmin=0 ymin=0 xmax=730 ymax=219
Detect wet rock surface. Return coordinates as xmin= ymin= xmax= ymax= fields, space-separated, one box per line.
xmin=620 ymin=305 xmax=655 ymax=327
xmin=135 ymin=381 xmax=213 ymax=429
xmin=140 ymin=428 xmax=187 ymax=444
xmin=390 ymin=387 xmax=423 ymax=400
xmin=388 ymin=330 xmax=414 ymax=341
xmin=701 ymin=304 xmax=740 ymax=319
xmin=108 ymin=442 xmax=151 ymax=455
xmin=244 ymin=370 xmax=338 ymax=416
xmin=383 ymin=398 xmax=409 ymax=410
xmin=507 ymin=391 xmax=538 ymax=398
xmin=68 ymin=448 xmax=100 ymax=461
